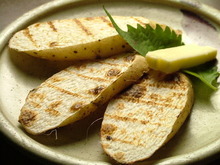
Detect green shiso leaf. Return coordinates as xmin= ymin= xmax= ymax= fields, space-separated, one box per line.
xmin=183 ymin=60 xmax=219 ymax=90
xmin=103 ymin=6 xmax=219 ymax=90
xmin=103 ymin=6 xmax=183 ymax=56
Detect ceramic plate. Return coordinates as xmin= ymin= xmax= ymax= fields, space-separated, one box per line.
xmin=0 ymin=0 xmax=220 ymax=164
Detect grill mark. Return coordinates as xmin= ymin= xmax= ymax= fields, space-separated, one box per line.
xmin=29 ymin=101 xmax=42 ymax=108
xmin=105 ymin=129 xmax=168 ymax=147
xmin=48 ymin=76 xmax=66 ymax=83
xmin=105 ymin=114 xmax=163 ymax=126
xmin=100 ymin=16 xmax=113 ymax=27
xmin=97 ymin=61 xmax=130 ymax=67
xmin=44 ymin=82 xmax=89 ymax=98
xmin=47 ymin=21 xmax=57 ymax=32
xmin=28 ymin=92 xmax=46 ymax=102
xmin=149 ymin=92 xmax=186 ymax=101
xmin=145 ymin=81 xmax=187 ymax=90
xmin=34 ymin=23 xmax=40 ymax=27
xmin=23 ymin=28 xmax=38 ymax=47
xmin=148 ymin=93 xmax=173 ymax=102
xmin=74 ymin=19 xmax=92 ymax=35
xmin=64 ymin=69 xmax=111 ymax=82
xmin=117 ymin=95 xmax=184 ymax=109
xmin=19 ymin=108 xmax=38 ymax=127
xmin=45 ymin=107 xmax=60 ymax=117
xmin=107 ymin=136 xmax=146 ymax=147
xmin=171 ymin=92 xmax=185 ymax=97
xmin=48 ymin=101 xmax=62 ymax=109
xmin=132 ymin=17 xmax=147 ymax=26
xmin=85 ymin=17 xmax=95 ymax=21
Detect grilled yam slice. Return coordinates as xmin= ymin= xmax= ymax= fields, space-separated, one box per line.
xmin=18 ymin=53 xmax=148 ymax=135
xmin=101 ymin=71 xmax=194 ymax=164
xmin=9 ymin=16 xmax=181 ymax=61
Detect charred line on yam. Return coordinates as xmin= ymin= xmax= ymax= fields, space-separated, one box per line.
xmin=100 ymin=16 xmax=113 ymax=27
xmin=132 ymin=17 xmax=147 ymax=26
xmin=105 ymin=113 xmax=170 ymax=126
xmin=19 ymin=109 xmax=38 ymax=127
xmin=117 ymin=95 xmax=184 ymax=109
xmin=47 ymin=21 xmax=57 ymax=32
xmin=98 ymin=61 xmax=130 ymax=67
xmin=29 ymin=101 xmax=42 ymax=108
xmin=45 ymin=108 xmax=60 ymax=116
xmin=23 ymin=28 xmax=38 ymax=48
xmin=44 ymin=82 xmax=88 ymax=98
xmin=45 ymin=101 xmax=62 ymax=116
xmin=65 ymin=69 xmax=110 ymax=82
xmin=28 ymin=90 xmax=46 ymax=102
xmin=74 ymin=19 xmax=93 ymax=36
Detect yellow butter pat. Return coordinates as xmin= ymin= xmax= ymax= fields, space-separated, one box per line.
xmin=146 ymin=44 xmax=217 ymax=74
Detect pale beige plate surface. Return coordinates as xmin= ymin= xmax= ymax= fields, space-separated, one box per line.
xmin=0 ymin=0 xmax=220 ymax=164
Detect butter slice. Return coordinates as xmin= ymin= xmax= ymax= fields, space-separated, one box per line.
xmin=146 ymin=44 xmax=217 ymax=74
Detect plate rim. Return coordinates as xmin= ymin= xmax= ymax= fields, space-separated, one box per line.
xmin=0 ymin=0 xmax=220 ymax=164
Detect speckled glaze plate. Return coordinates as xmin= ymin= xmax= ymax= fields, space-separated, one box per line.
xmin=0 ymin=0 xmax=220 ymax=164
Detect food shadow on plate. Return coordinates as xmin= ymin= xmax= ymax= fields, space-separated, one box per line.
xmin=23 ymin=104 xmax=107 ymax=146
xmin=9 ymin=48 xmax=83 ymax=79
xmin=187 ymin=75 xmax=218 ymax=112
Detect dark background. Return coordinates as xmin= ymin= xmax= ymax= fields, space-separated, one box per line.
xmin=0 ymin=0 xmax=220 ymax=164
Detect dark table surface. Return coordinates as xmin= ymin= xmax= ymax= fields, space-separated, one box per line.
xmin=0 ymin=0 xmax=220 ymax=164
